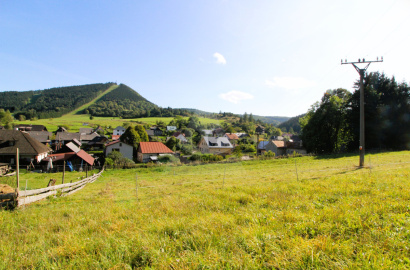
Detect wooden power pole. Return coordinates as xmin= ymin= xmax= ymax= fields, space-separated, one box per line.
xmin=341 ymin=57 xmax=383 ymax=167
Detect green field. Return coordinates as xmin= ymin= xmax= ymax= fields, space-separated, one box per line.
xmin=14 ymin=115 xmax=221 ymax=133
xmin=1 ymin=151 xmax=410 ymax=269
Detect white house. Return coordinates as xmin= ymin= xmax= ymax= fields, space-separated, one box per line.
xmin=113 ymin=126 xmax=126 ymax=136
xmin=105 ymin=140 xmax=133 ymax=160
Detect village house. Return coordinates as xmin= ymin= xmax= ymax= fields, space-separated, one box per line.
xmin=255 ymin=125 xmax=265 ymax=134
xmin=146 ymin=127 xmax=163 ymax=137
xmin=42 ymin=149 xmax=95 ymax=172
xmin=265 ymin=140 xmax=287 ymax=156
xmin=105 ymin=140 xmax=134 ymax=160
xmin=14 ymin=124 xmax=48 ymax=132
xmin=198 ymin=137 xmax=233 ymax=155
xmin=0 ymin=130 xmax=52 ymax=165
xmin=137 ymin=142 xmax=174 ymax=163
xmin=167 ymin=126 xmax=177 ymax=131
xmin=172 ymin=132 xmax=188 ymax=144
xmin=257 ymin=141 xmax=270 ymax=155
xmin=224 ymin=133 xmax=239 ymax=146
xmin=112 ymin=126 xmax=126 ymax=141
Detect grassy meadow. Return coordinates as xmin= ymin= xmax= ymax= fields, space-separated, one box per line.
xmin=14 ymin=114 xmax=221 ymax=133
xmin=1 ymin=151 xmax=410 ymax=269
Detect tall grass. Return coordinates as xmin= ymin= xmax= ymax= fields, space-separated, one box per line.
xmin=0 ymin=151 xmax=409 ymax=269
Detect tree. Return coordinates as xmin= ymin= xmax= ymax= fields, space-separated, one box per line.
xmin=0 ymin=109 xmax=14 ymax=127
xmin=120 ymin=126 xmax=141 ymax=148
xmin=347 ymin=72 xmax=410 ymax=150
xmin=165 ymin=137 xmax=181 ymax=152
xmin=134 ymin=125 xmax=149 ymax=142
xmin=300 ymin=89 xmax=352 ymax=154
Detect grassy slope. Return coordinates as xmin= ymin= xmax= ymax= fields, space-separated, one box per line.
xmin=14 ymin=115 xmax=220 ymax=133
xmin=63 ymin=84 xmax=119 ymax=116
xmin=1 ymin=151 xmax=410 ymax=268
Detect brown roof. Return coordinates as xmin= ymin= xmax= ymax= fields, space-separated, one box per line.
xmin=111 ymin=135 xmax=121 ymax=141
xmin=43 ymin=150 xmax=94 ymax=165
xmin=138 ymin=142 xmax=173 ymax=154
xmin=14 ymin=124 xmax=47 ymax=131
xmin=272 ymin=140 xmax=285 ymax=148
xmin=225 ymin=133 xmax=239 ymax=140
xmin=0 ymin=130 xmax=51 ymax=155
xmin=76 ymin=150 xmax=95 ymax=166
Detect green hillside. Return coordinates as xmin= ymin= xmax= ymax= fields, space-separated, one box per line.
xmin=86 ymin=84 xmax=159 ymax=118
xmin=277 ymin=113 xmax=305 ymax=133
xmin=0 ymin=83 xmax=116 ymax=119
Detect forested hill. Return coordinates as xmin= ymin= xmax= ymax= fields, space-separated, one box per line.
xmin=86 ymin=84 xmax=158 ymax=118
xmin=277 ymin=114 xmax=305 ymax=133
xmin=0 ymin=83 xmax=116 ymax=119
xmin=86 ymin=84 xmax=190 ymax=118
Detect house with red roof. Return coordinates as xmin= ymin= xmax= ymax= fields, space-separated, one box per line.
xmin=137 ymin=142 xmax=174 ymax=163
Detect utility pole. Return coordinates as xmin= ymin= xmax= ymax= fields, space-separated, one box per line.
xmin=341 ymin=57 xmax=383 ymax=167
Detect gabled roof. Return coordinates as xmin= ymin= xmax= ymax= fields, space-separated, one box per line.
xmin=271 ymin=140 xmax=285 ymax=148
xmin=76 ymin=150 xmax=95 ymax=165
xmin=56 ymin=132 xmax=81 ymax=141
xmin=202 ymin=137 xmax=233 ymax=148
xmin=114 ymin=126 xmax=126 ymax=131
xmin=0 ymin=130 xmax=51 ymax=155
xmin=258 ymin=141 xmax=269 ymax=150
xmin=43 ymin=150 xmax=94 ymax=165
xmin=65 ymin=142 xmax=81 ymax=153
xmin=79 ymin=128 xmax=93 ymax=134
xmin=225 ymin=133 xmax=239 ymax=140
xmin=26 ymin=131 xmax=52 ymax=143
xmin=138 ymin=142 xmax=174 ymax=154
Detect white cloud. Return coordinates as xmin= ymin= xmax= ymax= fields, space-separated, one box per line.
xmin=219 ymin=90 xmax=253 ymax=104
xmin=265 ymin=77 xmax=316 ymax=89
xmin=213 ymin=52 xmax=227 ymax=65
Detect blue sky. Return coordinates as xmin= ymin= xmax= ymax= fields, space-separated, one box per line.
xmin=1 ymin=0 xmax=409 ymax=117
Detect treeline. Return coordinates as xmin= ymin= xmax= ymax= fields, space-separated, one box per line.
xmin=87 ymin=84 xmax=191 ymax=118
xmin=0 ymin=83 xmax=115 ymax=119
xmin=222 ymin=112 xmax=282 ymax=137
xmin=300 ymin=72 xmax=410 ymax=153
xmin=277 ymin=114 xmax=305 ymax=133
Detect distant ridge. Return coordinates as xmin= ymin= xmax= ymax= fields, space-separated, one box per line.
xmin=178 ymin=108 xmax=290 ymax=125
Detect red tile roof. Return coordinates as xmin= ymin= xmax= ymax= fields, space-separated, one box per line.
xmin=225 ymin=133 xmax=239 ymax=140
xmin=76 ymin=150 xmax=95 ymax=166
xmin=112 ymin=135 xmax=121 ymax=141
xmin=139 ymin=142 xmax=174 ymax=154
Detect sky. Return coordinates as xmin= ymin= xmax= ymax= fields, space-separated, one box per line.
xmin=1 ymin=0 xmax=410 ymax=117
